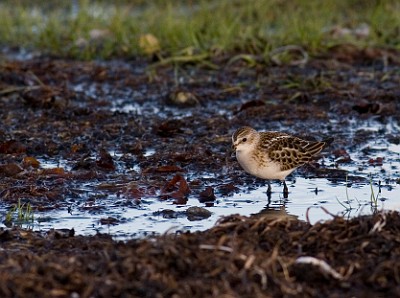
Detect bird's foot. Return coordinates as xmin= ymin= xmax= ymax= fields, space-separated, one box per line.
xmin=283 ymin=181 xmax=289 ymax=198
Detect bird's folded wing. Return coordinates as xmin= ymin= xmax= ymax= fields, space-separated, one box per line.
xmin=261 ymin=137 xmax=318 ymax=171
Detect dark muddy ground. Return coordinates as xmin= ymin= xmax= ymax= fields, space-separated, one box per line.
xmin=0 ymin=46 xmax=400 ymax=296
xmin=1 ymin=211 xmax=400 ymax=297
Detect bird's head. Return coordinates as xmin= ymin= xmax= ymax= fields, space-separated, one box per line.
xmin=232 ymin=126 xmax=258 ymax=153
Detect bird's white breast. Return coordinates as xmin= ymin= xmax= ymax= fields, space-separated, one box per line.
xmin=236 ymin=150 xmax=294 ymax=180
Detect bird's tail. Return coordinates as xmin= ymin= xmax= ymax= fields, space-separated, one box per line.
xmin=305 ymin=137 xmax=334 ymax=156
xmin=322 ymin=137 xmax=334 ymax=147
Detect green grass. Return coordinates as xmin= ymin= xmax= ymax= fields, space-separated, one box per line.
xmin=369 ymin=176 xmax=379 ymax=208
xmin=336 ymin=174 xmax=380 ymax=215
xmin=4 ymin=198 xmax=34 ymax=226
xmin=0 ymin=0 xmax=399 ymax=60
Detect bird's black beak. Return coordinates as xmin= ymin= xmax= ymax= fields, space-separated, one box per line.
xmin=231 ymin=144 xmax=236 ymax=156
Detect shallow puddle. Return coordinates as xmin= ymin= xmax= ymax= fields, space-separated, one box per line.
xmin=2 ymin=124 xmax=398 ymax=241
xmin=2 ymin=175 xmax=397 ymax=241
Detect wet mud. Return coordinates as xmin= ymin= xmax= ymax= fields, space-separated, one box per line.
xmin=0 ymin=46 xmax=400 ymax=296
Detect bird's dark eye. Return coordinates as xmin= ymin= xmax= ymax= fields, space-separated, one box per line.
xmin=242 ymin=137 xmax=247 ymax=143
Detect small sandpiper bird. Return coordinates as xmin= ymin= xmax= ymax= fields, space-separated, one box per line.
xmin=232 ymin=126 xmax=332 ymax=196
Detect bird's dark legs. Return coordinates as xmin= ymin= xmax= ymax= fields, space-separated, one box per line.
xmin=267 ymin=181 xmax=272 ymax=195
xmin=266 ymin=180 xmax=289 ymax=199
xmin=266 ymin=181 xmax=272 ymax=200
xmin=283 ymin=181 xmax=289 ymax=199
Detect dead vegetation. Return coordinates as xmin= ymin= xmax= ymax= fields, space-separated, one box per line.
xmin=0 ymin=211 xmax=399 ymax=297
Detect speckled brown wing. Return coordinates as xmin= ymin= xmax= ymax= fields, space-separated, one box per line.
xmin=259 ymin=133 xmax=326 ymax=171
